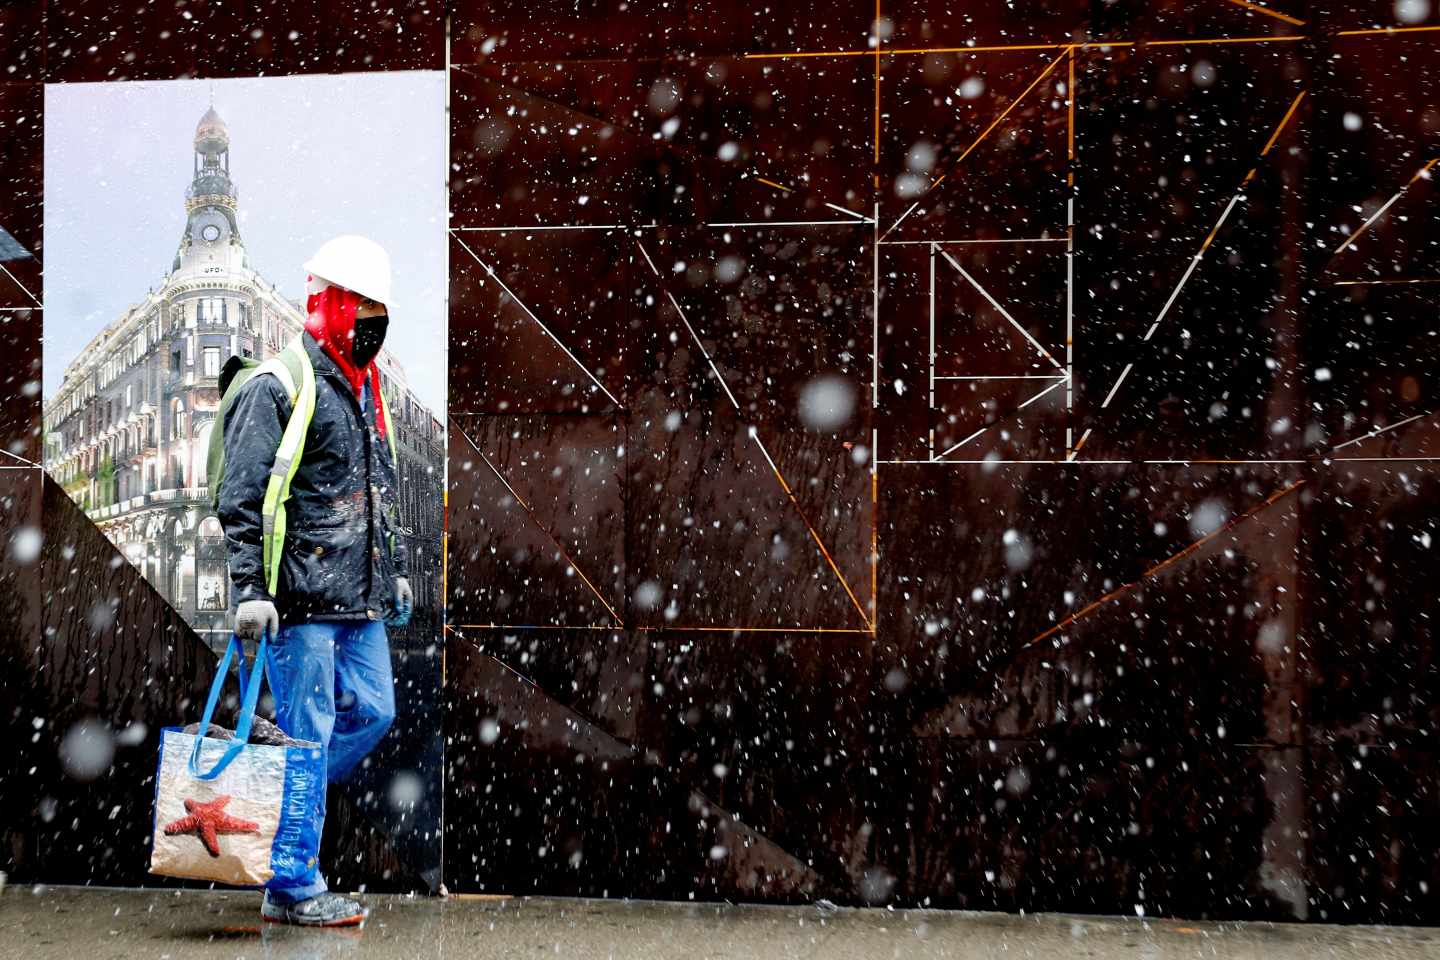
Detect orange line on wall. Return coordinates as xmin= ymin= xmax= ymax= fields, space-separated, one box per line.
xmin=1261 ymin=89 xmax=1307 ymax=157
xmin=878 ymin=48 xmax=1069 ymax=231
xmin=1086 ymin=85 xmax=1307 ymax=442
xmin=1021 ymin=479 xmax=1305 ymax=650
xmin=1223 ymin=0 xmax=1306 ymax=27
xmin=744 ymin=24 xmax=1434 ymax=60
xmin=763 ymin=455 xmax=874 ymax=631
xmin=745 ymin=42 xmax=1071 ymax=59
xmin=871 ymin=461 xmax=879 ymax=634
xmin=1337 ymin=24 xmax=1440 ymax=36
xmin=1067 ymin=47 xmax=1076 ymax=163
xmin=953 ymin=46 xmax=1072 ymax=175
xmin=873 ymin=0 xmax=883 ymax=170
xmin=442 ymin=486 xmax=449 ymax=625
xmin=754 ymin=176 xmax=793 ymax=193
xmin=1143 ymin=35 xmax=1305 ymax=46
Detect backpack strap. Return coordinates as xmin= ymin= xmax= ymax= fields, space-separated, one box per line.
xmin=257 ymin=341 xmax=317 ymax=597
xmin=376 ymin=378 xmax=400 ymax=561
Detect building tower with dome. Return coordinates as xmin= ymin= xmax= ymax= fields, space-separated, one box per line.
xmin=43 ymin=103 xmax=444 ymax=648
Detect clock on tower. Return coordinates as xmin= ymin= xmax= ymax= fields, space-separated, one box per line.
xmin=192 ymin=210 xmax=228 ymax=246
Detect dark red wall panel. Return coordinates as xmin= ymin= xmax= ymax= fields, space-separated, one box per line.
xmin=444 ymin=0 xmax=1440 ymax=923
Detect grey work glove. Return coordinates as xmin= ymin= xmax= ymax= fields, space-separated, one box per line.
xmin=388 ymin=577 xmax=413 ymax=627
xmin=234 ymin=599 xmax=279 ymax=641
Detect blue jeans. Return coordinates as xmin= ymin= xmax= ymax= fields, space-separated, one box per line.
xmin=262 ymin=619 xmax=396 ymax=904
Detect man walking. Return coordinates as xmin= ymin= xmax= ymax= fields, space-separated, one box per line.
xmin=217 ymin=234 xmax=413 ymax=926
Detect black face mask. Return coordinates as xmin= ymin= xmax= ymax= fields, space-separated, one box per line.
xmin=352 ymin=313 xmax=388 ymax=368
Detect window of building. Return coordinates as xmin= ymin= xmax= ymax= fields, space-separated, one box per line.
xmin=125 ymin=384 xmax=133 ymax=409
xmin=171 ymin=349 xmax=182 ymax=374
xmin=202 ymin=347 xmax=221 ymax=377
xmin=195 ymin=422 xmax=213 ymax=485
xmin=200 ymin=298 xmax=222 ymax=324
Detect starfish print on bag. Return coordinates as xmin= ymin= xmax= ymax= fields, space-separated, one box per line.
xmin=162 ymin=795 xmax=261 ymax=857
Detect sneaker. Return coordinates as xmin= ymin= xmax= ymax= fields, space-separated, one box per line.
xmin=261 ymin=891 xmax=368 ymax=927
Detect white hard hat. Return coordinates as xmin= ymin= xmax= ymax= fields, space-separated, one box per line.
xmin=303 ymin=234 xmax=392 ymax=306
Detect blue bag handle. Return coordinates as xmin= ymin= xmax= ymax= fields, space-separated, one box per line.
xmin=188 ymin=629 xmax=270 ymax=781
xmin=234 ymin=629 xmax=269 ymax=708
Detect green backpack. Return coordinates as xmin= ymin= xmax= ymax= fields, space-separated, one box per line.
xmin=206 ymin=340 xmax=317 ymax=597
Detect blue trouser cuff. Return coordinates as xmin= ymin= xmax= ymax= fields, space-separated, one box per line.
xmin=264 ymin=875 xmax=328 ymax=904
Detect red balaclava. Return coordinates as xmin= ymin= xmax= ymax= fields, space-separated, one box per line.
xmin=304 ymin=274 xmax=389 ymax=440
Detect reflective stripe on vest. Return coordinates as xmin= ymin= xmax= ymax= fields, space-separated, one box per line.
xmin=254 ymin=343 xmax=400 ymax=597
xmin=256 ymin=342 xmax=316 ymax=597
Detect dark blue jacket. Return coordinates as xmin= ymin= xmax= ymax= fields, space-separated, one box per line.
xmin=218 ymin=331 xmax=408 ymax=623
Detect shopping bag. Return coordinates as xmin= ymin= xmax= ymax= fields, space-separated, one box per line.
xmin=148 ymin=631 xmax=325 ymax=887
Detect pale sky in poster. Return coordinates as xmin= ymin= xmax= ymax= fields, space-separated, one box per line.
xmin=43 ymin=71 xmax=447 ymax=417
